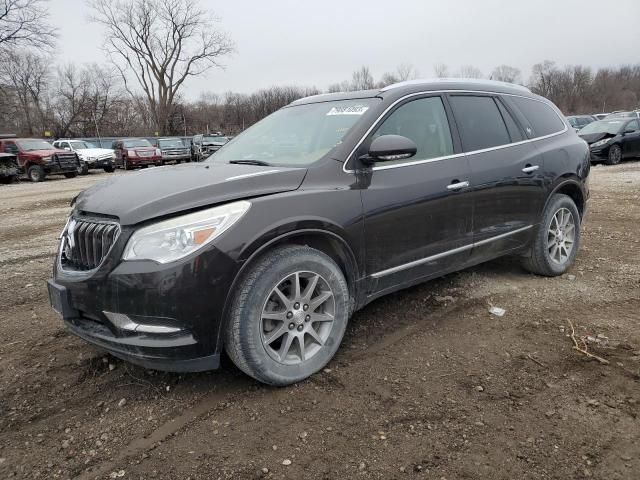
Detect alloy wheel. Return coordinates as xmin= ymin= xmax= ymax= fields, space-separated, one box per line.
xmin=547 ymin=207 xmax=576 ymax=265
xmin=260 ymin=271 xmax=335 ymax=365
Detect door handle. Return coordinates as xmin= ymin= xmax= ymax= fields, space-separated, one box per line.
xmin=447 ymin=180 xmax=470 ymax=191
xmin=522 ymin=165 xmax=539 ymax=173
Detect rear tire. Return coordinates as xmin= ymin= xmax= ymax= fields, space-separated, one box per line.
xmin=225 ymin=245 xmax=350 ymax=386
xmin=27 ymin=165 xmax=45 ymax=182
xmin=606 ymin=144 xmax=622 ymax=165
xmin=522 ymin=194 xmax=581 ymax=276
xmin=104 ymin=164 xmax=114 ymax=173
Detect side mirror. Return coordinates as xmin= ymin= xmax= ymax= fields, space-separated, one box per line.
xmin=360 ymin=135 xmax=417 ymax=165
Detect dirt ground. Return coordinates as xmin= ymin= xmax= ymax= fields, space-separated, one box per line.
xmin=1 ymin=163 xmax=639 ymax=480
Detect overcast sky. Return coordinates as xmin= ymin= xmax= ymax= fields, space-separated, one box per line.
xmin=49 ymin=0 xmax=640 ymax=98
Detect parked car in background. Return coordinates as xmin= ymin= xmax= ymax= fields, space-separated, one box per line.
xmin=111 ymin=138 xmax=163 ymax=170
xmin=605 ymin=111 xmax=640 ymax=119
xmin=152 ymin=137 xmax=191 ymax=164
xmin=191 ymin=133 xmax=230 ymax=161
xmin=48 ymin=79 xmax=590 ymax=385
xmin=53 ymin=139 xmax=115 ymax=174
xmin=593 ymin=113 xmax=609 ymax=120
xmin=0 ymin=152 xmax=19 ymax=184
xmin=0 ymin=138 xmax=80 ymax=182
xmin=579 ymin=117 xmax=640 ymax=165
xmin=566 ymin=115 xmax=597 ymax=132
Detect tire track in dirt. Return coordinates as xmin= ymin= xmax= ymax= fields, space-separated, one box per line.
xmin=72 ymin=298 xmax=476 ymax=479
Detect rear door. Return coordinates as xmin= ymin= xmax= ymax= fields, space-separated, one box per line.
xmin=447 ymin=93 xmax=546 ymax=256
xmin=358 ymin=94 xmax=473 ymax=295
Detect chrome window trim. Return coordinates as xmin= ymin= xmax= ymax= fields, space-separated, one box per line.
xmin=343 ymin=90 xmax=568 ymax=173
xmin=370 ymin=225 xmax=533 ymax=278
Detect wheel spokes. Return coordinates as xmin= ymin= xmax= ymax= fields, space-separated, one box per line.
xmin=261 ymin=270 xmax=336 ymax=365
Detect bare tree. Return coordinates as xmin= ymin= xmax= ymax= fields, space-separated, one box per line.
xmin=433 ymin=63 xmax=449 ymax=78
xmin=0 ymin=0 xmax=56 ymax=50
xmin=350 ymin=66 xmax=374 ymax=91
xmin=396 ymin=63 xmax=419 ymax=81
xmin=457 ymin=65 xmax=483 ymax=79
xmin=0 ymin=49 xmax=50 ymax=134
xmin=89 ymin=0 xmax=234 ymax=135
xmin=491 ymin=65 xmax=522 ymax=84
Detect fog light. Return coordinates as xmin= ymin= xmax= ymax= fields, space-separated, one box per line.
xmin=103 ymin=311 xmax=182 ymax=334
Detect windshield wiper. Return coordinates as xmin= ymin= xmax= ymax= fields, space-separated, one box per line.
xmin=228 ymin=159 xmax=272 ymax=166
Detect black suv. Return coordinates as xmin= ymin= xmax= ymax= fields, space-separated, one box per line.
xmin=48 ymin=79 xmax=590 ymax=385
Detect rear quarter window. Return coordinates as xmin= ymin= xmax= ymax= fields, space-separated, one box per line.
xmin=508 ymin=96 xmax=566 ymax=138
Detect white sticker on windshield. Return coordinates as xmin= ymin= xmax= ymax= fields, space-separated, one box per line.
xmin=326 ymin=105 xmax=369 ymax=116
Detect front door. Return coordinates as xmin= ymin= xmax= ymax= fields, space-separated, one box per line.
xmin=623 ymin=119 xmax=640 ymax=157
xmin=356 ymin=95 xmax=473 ymax=295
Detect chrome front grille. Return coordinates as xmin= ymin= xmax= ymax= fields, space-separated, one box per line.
xmin=60 ymin=218 xmax=120 ymax=271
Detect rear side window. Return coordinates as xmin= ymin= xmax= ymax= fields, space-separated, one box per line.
xmin=4 ymin=142 xmax=18 ymax=154
xmin=372 ymin=96 xmax=454 ymax=164
xmin=508 ymin=96 xmax=565 ymax=138
xmin=449 ymin=95 xmax=510 ymax=151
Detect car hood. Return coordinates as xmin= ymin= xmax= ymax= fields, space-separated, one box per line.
xmin=579 ymin=132 xmax=614 ymax=144
xmin=22 ymin=149 xmax=65 ymax=156
xmin=75 ymin=163 xmax=307 ymax=225
xmin=76 ymin=148 xmax=114 ymax=156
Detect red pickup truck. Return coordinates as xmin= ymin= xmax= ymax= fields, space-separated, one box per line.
xmin=111 ymin=138 xmax=163 ymax=169
xmin=0 ymin=138 xmax=81 ymax=182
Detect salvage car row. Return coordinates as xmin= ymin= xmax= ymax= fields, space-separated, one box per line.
xmin=0 ymin=133 xmax=231 ymax=183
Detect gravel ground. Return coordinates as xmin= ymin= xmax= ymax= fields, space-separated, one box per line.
xmin=0 ymin=163 xmax=639 ymax=480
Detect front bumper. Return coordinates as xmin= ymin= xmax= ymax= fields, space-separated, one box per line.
xmin=48 ymin=242 xmax=238 ymax=372
xmin=87 ymin=158 xmax=114 ymax=169
xmin=589 ymin=146 xmax=610 ymax=161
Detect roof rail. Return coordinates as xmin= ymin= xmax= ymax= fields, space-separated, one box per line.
xmin=380 ymin=77 xmax=531 ymax=93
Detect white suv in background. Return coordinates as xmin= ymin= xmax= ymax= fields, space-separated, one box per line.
xmin=52 ymin=139 xmax=116 ymax=174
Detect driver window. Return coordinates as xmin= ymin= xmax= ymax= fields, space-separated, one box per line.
xmin=372 ymin=96 xmax=454 ymax=165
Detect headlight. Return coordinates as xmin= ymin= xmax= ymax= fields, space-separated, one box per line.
xmin=122 ymin=201 xmax=251 ymax=263
xmin=88 ymin=156 xmax=96 ymax=162
xmin=42 ymin=156 xmax=52 ymax=162
xmin=590 ymin=138 xmax=610 ymax=148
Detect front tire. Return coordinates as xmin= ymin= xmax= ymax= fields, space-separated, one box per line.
xmin=27 ymin=165 xmax=45 ymax=182
xmin=522 ymin=194 xmax=581 ymax=276
xmin=606 ymin=144 xmax=622 ymax=165
xmin=63 ymin=172 xmax=77 ymax=178
xmin=225 ymin=245 xmax=350 ymax=386
xmin=104 ymin=164 xmax=114 ymax=173
xmin=77 ymin=162 xmax=89 ymax=175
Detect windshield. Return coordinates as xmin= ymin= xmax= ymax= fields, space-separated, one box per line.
xmin=210 ymin=99 xmax=378 ymax=167
xmin=159 ymin=138 xmax=185 ymax=148
xmin=203 ymin=135 xmax=228 ymax=144
xmin=123 ymin=139 xmax=152 ymax=148
xmin=16 ymin=139 xmax=54 ymax=151
xmin=69 ymin=141 xmax=95 ymax=149
xmin=579 ymin=120 xmax=624 ymax=135
xmin=606 ymin=112 xmax=636 ymax=119
xmin=566 ymin=117 xmax=578 ymax=127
